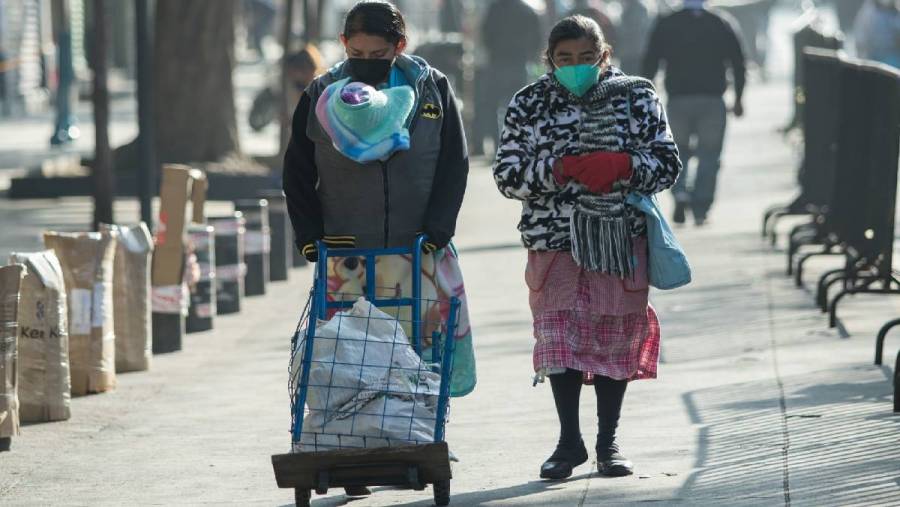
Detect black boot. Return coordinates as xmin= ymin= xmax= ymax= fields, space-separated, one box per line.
xmin=673 ymin=201 xmax=687 ymax=225
xmin=541 ymin=369 xmax=587 ymax=480
xmin=593 ymin=376 xmax=633 ymax=477
xmin=597 ymin=440 xmax=634 ymax=477
xmin=344 ymin=486 xmax=371 ymax=496
xmin=540 ymin=440 xmax=589 ymax=480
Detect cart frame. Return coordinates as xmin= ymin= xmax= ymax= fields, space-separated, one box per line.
xmin=272 ymin=236 xmax=458 ymax=506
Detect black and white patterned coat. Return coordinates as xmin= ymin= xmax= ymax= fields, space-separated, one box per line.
xmin=493 ymin=67 xmax=682 ymax=251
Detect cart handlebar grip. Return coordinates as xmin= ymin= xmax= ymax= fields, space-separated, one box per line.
xmin=313 ymin=234 xmax=429 ymax=261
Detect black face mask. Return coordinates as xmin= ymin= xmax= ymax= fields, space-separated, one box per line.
xmin=346 ymin=58 xmax=392 ymax=85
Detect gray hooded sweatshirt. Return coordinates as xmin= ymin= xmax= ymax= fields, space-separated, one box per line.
xmin=283 ymin=54 xmax=468 ymax=251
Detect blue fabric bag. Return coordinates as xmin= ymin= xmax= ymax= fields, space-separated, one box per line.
xmin=626 ymin=192 xmax=692 ymax=290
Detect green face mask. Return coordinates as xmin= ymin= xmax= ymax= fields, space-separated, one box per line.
xmin=554 ymin=63 xmax=601 ymax=97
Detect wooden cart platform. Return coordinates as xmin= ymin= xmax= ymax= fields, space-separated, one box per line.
xmin=272 ymin=442 xmax=452 ymax=506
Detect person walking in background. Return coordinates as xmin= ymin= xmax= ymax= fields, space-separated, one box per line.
xmin=245 ymin=0 xmax=277 ymax=59
xmin=831 ymin=0 xmax=867 ymax=34
xmin=617 ymin=0 xmax=656 ymax=75
xmin=49 ymin=0 xmax=79 ymax=146
xmin=472 ymin=0 xmax=542 ymax=156
xmin=568 ymin=0 xmax=618 ymax=49
xmin=249 ymin=45 xmax=324 ymax=134
xmin=642 ymin=0 xmax=746 ymax=226
xmin=494 ymin=15 xmax=680 ymax=480
xmin=853 ymin=0 xmax=900 ymax=68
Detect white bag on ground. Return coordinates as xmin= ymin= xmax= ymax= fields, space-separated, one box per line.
xmin=293 ymin=298 xmax=441 ymax=452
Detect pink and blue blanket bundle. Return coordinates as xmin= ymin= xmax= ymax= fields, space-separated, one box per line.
xmin=315 ymin=77 xmax=416 ymax=164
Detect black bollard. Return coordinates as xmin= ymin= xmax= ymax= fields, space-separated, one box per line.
xmin=151 ymin=251 xmax=186 ymax=355
xmin=234 ymin=199 xmax=270 ymax=297
xmin=259 ymin=190 xmax=291 ymax=282
xmin=152 ymin=312 xmax=184 ymax=354
xmin=186 ymin=224 xmax=216 ymax=333
xmin=209 ymin=213 xmax=245 ymax=315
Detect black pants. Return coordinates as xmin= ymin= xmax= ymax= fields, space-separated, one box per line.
xmin=549 ymin=368 xmax=628 ymax=450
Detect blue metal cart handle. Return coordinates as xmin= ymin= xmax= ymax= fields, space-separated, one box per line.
xmin=313 ymin=235 xmax=427 ymax=353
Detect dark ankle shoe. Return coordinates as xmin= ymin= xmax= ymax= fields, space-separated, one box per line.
xmin=540 ymin=441 xmax=589 ymax=480
xmin=597 ymin=443 xmax=633 ymax=477
xmin=344 ymin=486 xmax=371 ymax=496
xmin=673 ymin=201 xmax=687 ymax=225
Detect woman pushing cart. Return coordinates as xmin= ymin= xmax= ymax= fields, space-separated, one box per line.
xmin=279 ymin=1 xmax=476 ymax=504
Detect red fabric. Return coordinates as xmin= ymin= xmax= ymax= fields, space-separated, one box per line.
xmin=560 ymin=151 xmax=633 ymax=193
xmin=526 ymin=240 xmax=659 ymax=381
xmin=552 ymin=159 xmax=569 ymax=186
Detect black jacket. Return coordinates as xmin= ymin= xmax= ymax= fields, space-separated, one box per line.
xmin=642 ymin=8 xmax=746 ymax=100
xmin=283 ymin=55 xmax=468 ymax=251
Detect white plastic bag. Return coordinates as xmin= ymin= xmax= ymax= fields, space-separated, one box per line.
xmin=292 ymin=298 xmax=441 ymax=452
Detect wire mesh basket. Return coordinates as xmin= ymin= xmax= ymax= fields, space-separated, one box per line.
xmin=288 ymin=244 xmax=460 ymax=454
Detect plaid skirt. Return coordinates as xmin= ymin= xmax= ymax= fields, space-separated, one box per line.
xmin=527 ymin=237 xmax=660 ymax=382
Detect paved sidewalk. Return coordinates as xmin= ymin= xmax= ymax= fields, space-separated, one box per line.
xmin=2 ymin=6 xmax=899 ymax=502
xmin=1 ymin=71 xmax=898 ymax=506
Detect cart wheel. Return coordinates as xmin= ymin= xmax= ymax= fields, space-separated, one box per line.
xmin=433 ymin=479 xmax=451 ymax=506
xmin=294 ymin=488 xmax=311 ymax=507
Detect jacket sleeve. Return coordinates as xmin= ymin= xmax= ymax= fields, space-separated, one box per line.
xmin=722 ymin=16 xmax=747 ymax=103
xmin=423 ymin=76 xmax=468 ymax=248
xmin=493 ymin=92 xmax=562 ymax=201
xmin=625 ymin=87 xmax=682 ymax=195
xmin=282 ymin=92 xmax=324 ymax=250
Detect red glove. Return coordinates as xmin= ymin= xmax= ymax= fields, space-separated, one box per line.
xmin=557 ymin=151 xmax=633 ymax=194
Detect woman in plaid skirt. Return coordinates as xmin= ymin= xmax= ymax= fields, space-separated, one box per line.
xmin=493 ymin=15 xmax=681 ymax=480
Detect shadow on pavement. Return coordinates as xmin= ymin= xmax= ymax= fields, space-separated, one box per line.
xmin=679 ymin=367 xmax=900 ymax=506
xmin=276 ymin=473 xmax=596 ymax=506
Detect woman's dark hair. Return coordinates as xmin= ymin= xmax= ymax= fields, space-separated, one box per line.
xmin=343 ymin=1 xmax=407 ymax=44
xmin=544 ymin=15 xmax=611 ymax=68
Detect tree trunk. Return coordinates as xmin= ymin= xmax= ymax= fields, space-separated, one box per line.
xmin=313 ymin=0 xmax=326 ymax=43
xmin=301 ymin=0 xmax=311 ymax=43
xmin=153 ymin=0 xmax=240 ymax=164
xmin=92 ymin=0 xmax=114 ymax=229
xmin=279 ymin=0 xmax=295 ymax=155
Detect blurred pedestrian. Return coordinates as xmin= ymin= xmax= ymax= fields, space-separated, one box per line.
xmin=853 ymin=0 xmax=900 ymax=68
xmin=0 ymin=46 xmax=8 ymax=115
xmin=472 ymin=0 xmax=542 ymax=156
xmin=617 ymin=0 xmax=656 ymax=75
xmin=249 ymin=45 xmax=323 ymax=133
xmin=493 ymin=15 xmax=681 ymax=480
xmin=833 ymin=0 xmax=867 ymax=34
xmin=569 ymin=0 xmax=617 ymax=49
xmin=642 ymin=0 xmax=746 ymax=226
xmin=439 ymin=0 xmax=465 ymax=34
xmin=49 ymin=0 xmax=79 ymax=146
xmin=284 ymin=46 xmax=323 ymax=111
xmin=245 ymin=0 xmax=277 ymax=59
xmin=282 ymin=2 xmax=477 ymax=441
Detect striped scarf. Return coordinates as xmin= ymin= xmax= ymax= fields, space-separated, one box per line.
xmin=570 ymin=76 xmax=654 ymax=278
